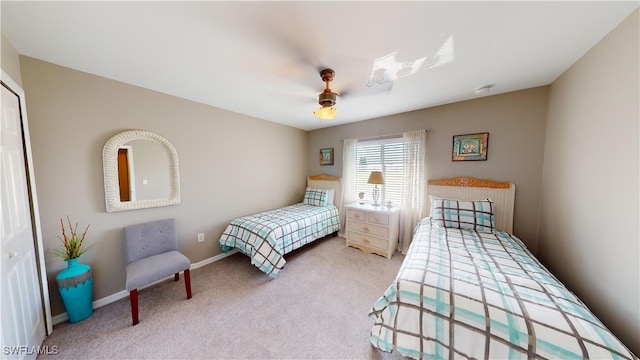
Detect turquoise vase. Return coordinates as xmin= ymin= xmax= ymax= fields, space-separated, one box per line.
xmin=56 ymin=257 xmax=93 ymax=323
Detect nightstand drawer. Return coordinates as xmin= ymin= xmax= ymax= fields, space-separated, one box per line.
xmin=348 ymin=220 xmax=389 ymax=238
xmin=367 ymin=212 xmax=389 ymax=226
xmin=347 ymin=209 xmax=367 ymax=221
xmin=347 ymin=231 xmax=388 ymax=250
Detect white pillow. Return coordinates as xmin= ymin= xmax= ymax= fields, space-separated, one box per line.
xmin=325 ymin=189 xmax=335 ymax=205
xmin=428 ymin=195 xmax=443 ymax=217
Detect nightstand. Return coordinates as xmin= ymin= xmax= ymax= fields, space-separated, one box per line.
xmin=345 ymin=203 xmax=400 ymax=259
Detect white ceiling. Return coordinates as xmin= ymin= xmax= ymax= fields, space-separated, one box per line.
xmin=2 ymin=1 xmax=637 ymax=131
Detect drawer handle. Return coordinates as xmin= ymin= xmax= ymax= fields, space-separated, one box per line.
xmin=371 ymin=216 xmax=378 ymax=222
xmin=363 ymin=227 xmax=370 ymax=232
xmin=354 ymin=214 xmax=360 ymax=218
xmin=363 ymin=238 xmax=370 ymax=244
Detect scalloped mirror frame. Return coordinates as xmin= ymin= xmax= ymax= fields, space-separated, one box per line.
xmin=103 ymin=130 xmax=180 ymax=212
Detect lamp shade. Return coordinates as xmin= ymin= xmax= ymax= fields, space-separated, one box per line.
xmin=367 ymin=171 xmax=385 ymax=185
xmin=313 ymin=106 xmax=337 ymax=120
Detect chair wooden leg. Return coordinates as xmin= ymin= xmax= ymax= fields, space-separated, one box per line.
xmin=184 ymin=269 xmax=192 ymax=299
xmin=130 ymin=289 xmax=139 ymax=326
xmin=174 ymin=273 xmax=179 ymax=281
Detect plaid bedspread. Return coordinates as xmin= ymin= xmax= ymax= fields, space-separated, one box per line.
xmin=370 ymin=218 xmax=636 ymax=359
xmin=218 ymin=203 xmax=340 ymax=277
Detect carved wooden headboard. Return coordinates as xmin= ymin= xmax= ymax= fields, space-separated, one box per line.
xmin=426 ymin=177 xmax=516 ymax=233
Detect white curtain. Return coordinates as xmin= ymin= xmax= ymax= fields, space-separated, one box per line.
xmin=339 ymin=138 xmax=358 ymax=238
xmin=399 ymin=130 xmax=426 ymax=252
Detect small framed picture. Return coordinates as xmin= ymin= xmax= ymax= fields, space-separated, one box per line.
xmin=452 ymin=132 xmax=489 ymax=161
xmin=320 ymin=148 xmax=334 ymax=166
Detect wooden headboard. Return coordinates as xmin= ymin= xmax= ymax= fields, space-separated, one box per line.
xmin=426 ymin=177 xmax=516 ymax=233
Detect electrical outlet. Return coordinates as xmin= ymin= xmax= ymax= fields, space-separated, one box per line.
xmin=197 ymin=233 xmax=205 ymax=243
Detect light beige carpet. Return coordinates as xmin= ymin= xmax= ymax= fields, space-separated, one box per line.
xmin=38 ymin=236 xmax=407 ymax=359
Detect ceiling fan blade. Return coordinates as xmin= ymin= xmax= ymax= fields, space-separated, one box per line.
xmin=256 ymin=14 xmax=328 ymax=85
xmin=339 ymin=82 xmax=393 ymax=100
xmin=269 ymin=89 xmax=316 ymax=104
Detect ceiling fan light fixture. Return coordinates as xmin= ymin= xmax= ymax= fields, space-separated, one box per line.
xmin=313 ymin=106 xmax=337 ymax=120
xmin=312 ymin=68 xmax=339 ymax=120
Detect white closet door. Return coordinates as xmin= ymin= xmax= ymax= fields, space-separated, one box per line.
xmin=1 ymin=80 xmax=46 ymax=359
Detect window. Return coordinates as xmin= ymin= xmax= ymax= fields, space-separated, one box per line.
xmin=354 ymin=138 xmax=403 ymax=206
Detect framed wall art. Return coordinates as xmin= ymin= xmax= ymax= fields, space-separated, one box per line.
xmin=452 ymin=132 xmax=489 ymax=161
xmin=320 ymin=148 xmax=334 ymax=166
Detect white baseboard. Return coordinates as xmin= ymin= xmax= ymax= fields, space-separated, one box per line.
xmin=51 ymin=249 xmax=239 ymax=325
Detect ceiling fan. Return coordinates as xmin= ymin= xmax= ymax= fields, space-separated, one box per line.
xmin=313 ymin=68 xmax=338 ymax=120
xmin=256 ymin=19 xmax=393 ymax=121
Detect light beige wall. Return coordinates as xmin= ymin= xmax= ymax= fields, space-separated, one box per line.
xmin=19 ymin=56 xmax=308 ymax=316
xmin=1 ymin=34 xmax=22 ymax=85
xmin=540 ymin=9 xmax=639 ymax=355
xmin=308 ymin=87 xmax=549 ymax=250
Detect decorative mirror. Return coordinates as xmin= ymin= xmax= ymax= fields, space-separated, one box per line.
xmin=102 ymin=130 xmax=180 ymax=212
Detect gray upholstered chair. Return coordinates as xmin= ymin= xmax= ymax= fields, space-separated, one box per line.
xmin=123 ymin=218 xmax=191 ymax=326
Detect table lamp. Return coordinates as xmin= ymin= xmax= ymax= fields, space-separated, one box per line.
xmin=367 ymin=171 xmax=385 ymax=206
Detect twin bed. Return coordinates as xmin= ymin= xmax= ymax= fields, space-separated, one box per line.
xmin=218 ymin=175 xmax=342 ymax=277
xmin=369 ymin=177 xmax=636 ymax=359
xmin=218 ymin=175 xmax=635 ymax=359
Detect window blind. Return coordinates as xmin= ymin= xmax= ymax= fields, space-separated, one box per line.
xmin=354 ymin=138 xmax=403 ymax=206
